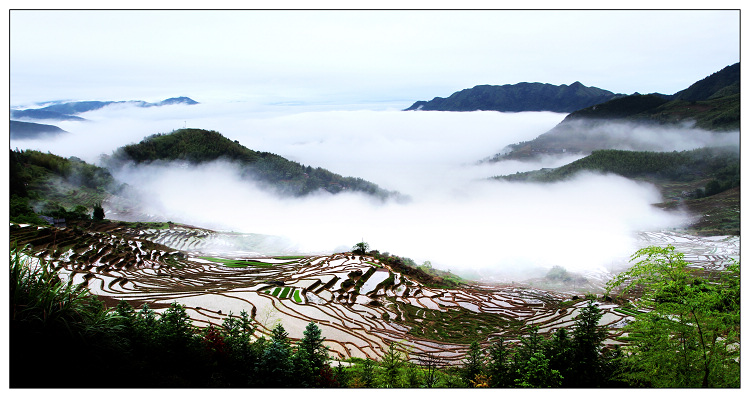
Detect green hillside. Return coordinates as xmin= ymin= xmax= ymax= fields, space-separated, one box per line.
xmin=9 ymin=149 xmax=116 ymax=225
xmin=103 ymin=128 xmax=397 ymax=198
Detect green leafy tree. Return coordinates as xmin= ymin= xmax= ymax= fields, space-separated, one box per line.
xmin=606 ymin=245 xmax=740 ymax=387
xmin=352 ymin=241 xmax=370 ymax=255
xmin=511 ymin=326 xmax=562 ymax=387
xmin=513 ymin=351 xmax=563 ymax=388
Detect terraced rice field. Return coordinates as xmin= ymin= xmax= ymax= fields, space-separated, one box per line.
xmin=10 ymin=222 xmax=738 ymax=364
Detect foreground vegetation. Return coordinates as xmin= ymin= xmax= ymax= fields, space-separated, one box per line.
xmin=10 ymin=243 xmax=739 ymax=388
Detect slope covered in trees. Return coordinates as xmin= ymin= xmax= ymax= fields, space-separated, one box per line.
xmin=498 ymin=147 xmax=739 ymax=185
xmin=404 ymin=81 xmax=621 ymax=112
xmin=103 ymin=128 xmax=398 ymax=198
xmin=9 ymin=149 xmax=117 ymax=225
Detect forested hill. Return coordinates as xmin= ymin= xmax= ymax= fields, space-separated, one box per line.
xmin=103 ymin=128 xmax=398 ymax=199
xmin=404 ymin=82 xmax=622 ymax=112
xmin=497 ymin=147 xmax=739 ymax=185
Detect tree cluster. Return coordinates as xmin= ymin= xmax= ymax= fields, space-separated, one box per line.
xmin=606 ymin=245 xmax=740 ymax=387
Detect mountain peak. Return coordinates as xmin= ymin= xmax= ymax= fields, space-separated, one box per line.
xmin=404 ymin=81 xmax=620 ymax=113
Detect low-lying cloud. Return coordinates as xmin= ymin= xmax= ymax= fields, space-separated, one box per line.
xmin=541 ymin=118 xmax=740 ymax=154
xmin=111 ymin=160 xmax=687 ymax=279
xmin=12 ymin=103 xmax=694 ymax=279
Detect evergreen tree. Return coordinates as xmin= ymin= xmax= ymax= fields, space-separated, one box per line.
xmin=93 ymin=202 xmax=105 ymax=220
xmin=569 ymin=301 xmax=606 ymax=387
xmin=486 ymin=338 xmax=514 ymax=387
xmin=544 ymin=327 xmax=574 ymax=385
xmin=379 ymin=342 xmax=405 ymax=387
xmin=462 ymin=340 xmax=485 ymax=386
xmin=294 ymin=322 xmax=329 ymax=387
xmin=259 ymin=323 xmax=294 ymax=387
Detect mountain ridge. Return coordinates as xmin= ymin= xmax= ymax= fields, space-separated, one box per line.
xmin=11 ymin=96 xmax=199 ymax=121
xmin=404 ymin=81 xmax=624 ymax=113
xmin=493 ymin=63 xmax=740 ymax=161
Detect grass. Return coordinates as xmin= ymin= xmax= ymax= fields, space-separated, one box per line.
xmin=119 ymin=221 xmax=171 ymax=230
xmin=614 ymin=307 xmax=642 ymax=317
xmin=279 ymin=287 xmax=291 ymax=299
xmin=293 ymin=289 xmax=303 ymax=303
xmin=199 ymin=257 xmax=276 ymax=268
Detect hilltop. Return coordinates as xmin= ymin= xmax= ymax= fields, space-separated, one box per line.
xmin=404 ymin=81 xmax=622 ymax=113
xmin=102 ymin=128 xmax=398 ymax=198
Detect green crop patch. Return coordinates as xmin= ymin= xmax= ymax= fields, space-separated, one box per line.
xmin=199 ymin=257 xmax=276 ymax=268
xmin=279 ymin=286 xmax=291 ymax=299
xmin=293 ymin=289 xmax=303 ymax=303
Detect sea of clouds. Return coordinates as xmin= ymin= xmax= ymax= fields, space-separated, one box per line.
xmin=12 ymin=101 xmax=710 ymax=279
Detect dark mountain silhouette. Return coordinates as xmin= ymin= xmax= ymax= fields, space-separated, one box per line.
xmin=10 ymin=120 xmax=68 ymax=139
xmin=404 ymin=82 xmax=623 ymax=113
xmin=493 ymin=63 xmax=739 ymax=161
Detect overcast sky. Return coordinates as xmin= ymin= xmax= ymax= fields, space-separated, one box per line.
xmin=9 ymin=8 xmax=740 ymax=108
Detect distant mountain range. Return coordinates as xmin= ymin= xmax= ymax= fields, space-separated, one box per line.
xmin=10 ymin=96 xmax=198 ymax=122
xmin=404 ymin=81 xmax=625 ymax=113
xmin=10 ymin=120 xmax=68 ymax=140
xmin=492 ymin=63 xmax=739 ymax=161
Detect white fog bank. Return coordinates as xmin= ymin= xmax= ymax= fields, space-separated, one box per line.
xmin=112 ymin=160 xmax=689 ymax=278
xmin=12 ymin=104 xmax=693 ymax=277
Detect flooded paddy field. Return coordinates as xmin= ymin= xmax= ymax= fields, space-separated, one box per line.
xmin=10 ymin=221 xmax=738 ymax=364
